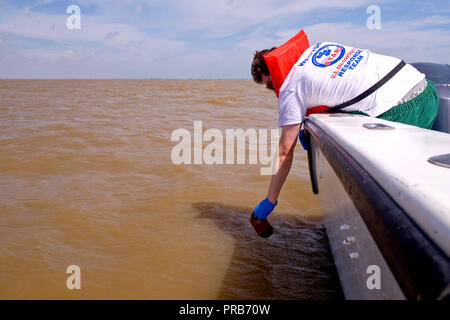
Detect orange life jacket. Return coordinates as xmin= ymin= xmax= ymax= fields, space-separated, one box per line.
xmin=263 ymin=30 xmax=309 ymax=98
xmin=263 ymin=29 xmax=331 ymax=115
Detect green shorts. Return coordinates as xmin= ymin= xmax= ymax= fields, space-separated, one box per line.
xmin=345 ymin=80 xmax=439 ymax=129
xmin=377 ymin=80 xmax=439 ymax=129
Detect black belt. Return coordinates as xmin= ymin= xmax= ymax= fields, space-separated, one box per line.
xmin=326 ymin=60 xmax=406 ymax=113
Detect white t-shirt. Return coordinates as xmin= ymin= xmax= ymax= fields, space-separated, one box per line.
xmin=277 ymin=42 xmax=425 ymax=127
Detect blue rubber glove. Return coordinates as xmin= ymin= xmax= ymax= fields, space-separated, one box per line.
xmin=253 ymin=197 xmax=278 ymax=219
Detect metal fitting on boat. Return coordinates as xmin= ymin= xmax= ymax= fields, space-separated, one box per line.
xmin=343 ymin=236 xmax=356 ymax=245
xmin=349 ymin=252 xmax=359 ymax=259
xmin=362 ymin=123 xmax=395 ymax=130
xmin=428 ymin=153 xmax=450 ymax=168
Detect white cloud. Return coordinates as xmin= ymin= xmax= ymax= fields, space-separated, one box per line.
xmin=167 ymin=0 xmax=377 ymax=38
xmin=0 ymin=1 xmax=448 ymax=78
xmin=0 ymin=10 xmax=184 ymax=51
xmin=0 ymin=6 xmax=188 ymax=78
xmin=302 ymin=17 xmax=450 ymax=63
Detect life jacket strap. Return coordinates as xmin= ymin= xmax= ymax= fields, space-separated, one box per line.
xmin=306 ymin=60 xmax=406 ymax=116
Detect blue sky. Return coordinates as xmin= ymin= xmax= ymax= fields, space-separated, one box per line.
xmin=0 ymin=0 xmax=449 ymax=78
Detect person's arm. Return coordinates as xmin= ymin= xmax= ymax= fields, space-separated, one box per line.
xmin=267 ymin=123 xmax=301 ymax=204
xmin=252 ymin=123 xmax=301 ymax=220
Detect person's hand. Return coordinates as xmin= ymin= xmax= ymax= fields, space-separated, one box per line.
xmin=253 ymin=197 xmax=278 ymax=219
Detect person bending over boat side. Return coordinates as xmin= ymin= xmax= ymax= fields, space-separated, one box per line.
xmin=250 ymin=41 xmax=439 ymax=226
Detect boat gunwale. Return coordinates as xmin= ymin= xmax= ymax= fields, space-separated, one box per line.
xmin=304 ymin=118 xmax=450 ymax=300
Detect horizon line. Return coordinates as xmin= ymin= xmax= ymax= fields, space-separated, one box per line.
xmin=0 ymin=78 xmax=253 ymax=80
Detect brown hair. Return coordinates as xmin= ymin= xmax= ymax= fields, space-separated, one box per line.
xmin=251 ymin=47 xmax=277 ymax=83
